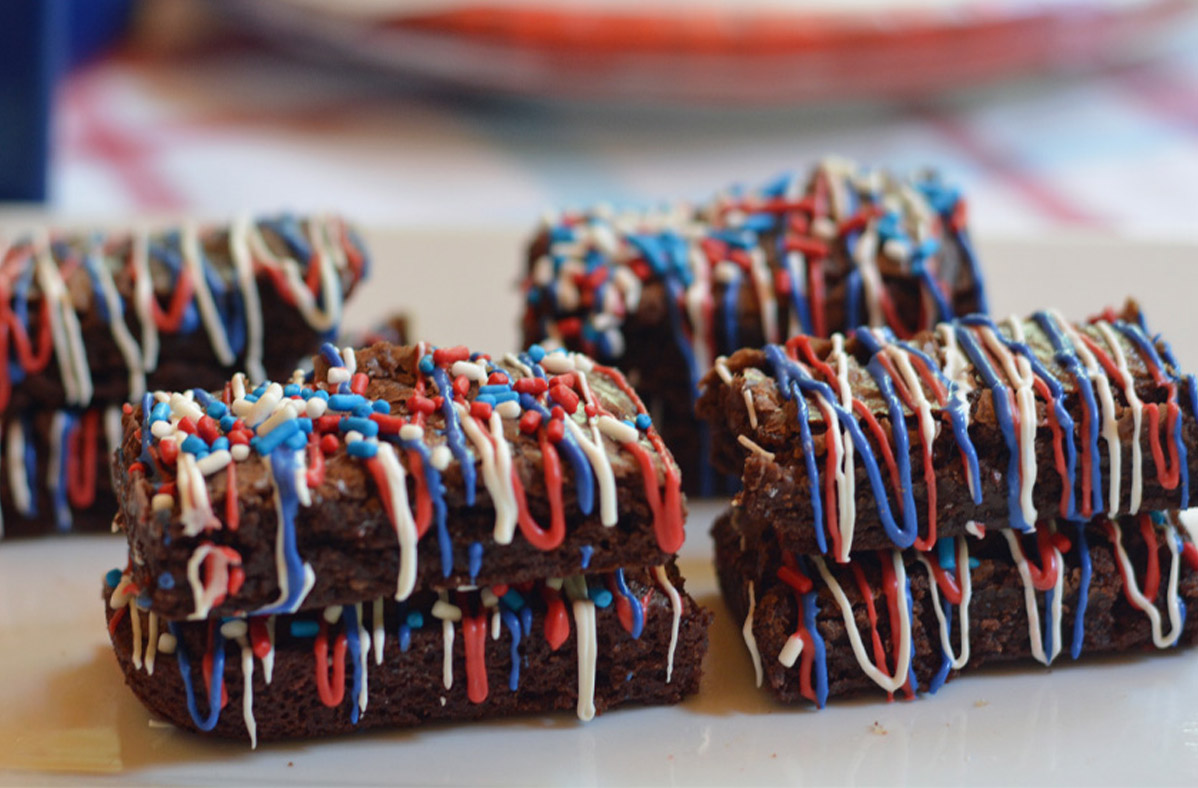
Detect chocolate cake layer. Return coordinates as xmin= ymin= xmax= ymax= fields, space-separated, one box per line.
xmin=714 ymin=507 xmax=1198 ymax=705
xmin=105 ymin=564 xmax=711 ymax=744
xmin=0 ymin=214 xmax=367 ymax=415
xmin=698 ymin=303 xmax=1197 ymax=557
xmin=114 ymin=342 xmax=687 ymax=621
xmin=522 ymin=159 xmax=988 ymax=495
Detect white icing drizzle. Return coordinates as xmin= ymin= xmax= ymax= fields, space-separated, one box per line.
xmin=236 ymin=632 xmax=258 ymax=749
xmin=131 ymin=227 xmax=159 ymax=373
xmin=245 ymin=216 xmax=344 ymax=334
xmin=185 ymin=543 xmax=235 ymax=620
xmin=6 ymin=420 xmax=31 ymax=517
xmin=177 ymin=452 xmax=218 ymax=536
xmin=851 ymin=223 xmax=885 ymax=327
xmin=713 ymin=355 xmax=733 ymax=385
xmin=653 ymin=565 xmax=682 ymax=684
xmin=354 ymin=602 xmax=370 ymax=718
xmin=977 ymin=321 xmax=1038 ymax=526
xmin=749 ymin=245 xmax=779 ymax=344
xmin=1002 ymin=527 xmax=1064 ymax=666
xmin=684 ymin=244 xmax=713 ymax=380
xmin=454 ymin=402 xmax=517 ymax=544
xmin=1107 ymin=518 xmax=1184 ymax=648
xmin=812 ymin=551 xmax=913 ymax=693
xmin=783 ymin=250 xmax=807 ymax=337
xmin=915 ymin=537 xmax=972 ymax=672
xmin=255 ymin=452 xmax=316 ymax=615
xmin=437 ymin=590 xmax=455 ymax=690
xmin=376 ymin=442 xmax=419 ymax=601
xmin=262 ymin=616 xmax=276 ymax=685
xmin=129 ymin=594 xmax=143 ymax=670
xmin=34 ymin=233 xmax=93 ymax=406
xmin=88 ymin=238 xmax=146 ymax=399
xmin=145 ymin=611 xmax=159 ymax=675
xmin=228 ymin=215 xmax=267 ymax=383
xmin=742 ymin=580 xmax=764 ymax=687
xmin=47 ymin=412 xmax=70 ymax=530
xmin=573 ymin=598 xmax=598 ymax=722
xmin=572 ymin=368 xmax=620 ymax=527
xmin=372 ymin=597 xmax=386 ymax=666
xmin=937 ymin=322 xmax=973 ymax=391
xmin=1095 ymin=321 xmax=1144 ymax=514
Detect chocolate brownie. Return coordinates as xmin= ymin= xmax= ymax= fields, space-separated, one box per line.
xmin=522 ymin=158 xmax=988 ymax=495
xmin=113 ymin=341 xmax=687 ymax=620
xmin=697 ymin=302 xmax=1197 ymax=558
xmin=714 ymin=506 xmax=1198 ymax=705
xmin=105 ymin=563 xmax=711 ymax=745
xmin=0 ymin=215 xmax=367 ymax=414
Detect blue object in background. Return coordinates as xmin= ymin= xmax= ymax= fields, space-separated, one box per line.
xmin=0 ymin=0 xmax=132 ymax=202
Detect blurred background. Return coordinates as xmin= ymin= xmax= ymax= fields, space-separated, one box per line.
xmin=4 ymin=0 xmax=1198 ymax=237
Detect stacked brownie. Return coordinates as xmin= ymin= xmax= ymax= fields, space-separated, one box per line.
xmin=522 ymin=157 xmax=989 ymax=495
xmin=105 ymin=340 xmax=710 ymax=744
xmin=698 ymin=303 xmax=1198 ymax=703
xmin=0 ymin=215 xmax=367 ymax=536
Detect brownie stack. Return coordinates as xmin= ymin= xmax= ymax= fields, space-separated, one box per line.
xmin=698 ymin=303 xmax=1198 ymax=703
xmin=105 ymin=340 xmax=710 ymax=745
xmin=0 ymin=215 xmax=367 ymax=536
xmin=522 ymin=157 xmax=989 ymax=495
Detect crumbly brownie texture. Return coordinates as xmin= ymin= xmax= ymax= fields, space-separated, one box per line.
xmin=105 ymin=564 xmax=711 ymax=744
xmin=0 ymin=405 xmax=124 ymax=537
xmin=697 ymin=303 xmax=1197 ymax=559
xmin=522 ymin=158 xmax=988 ymax=495
xmin=714 ymin=507 xmax=1198 ymax=705
xmin=114 ymin=341 xmax=686 ymax=621
xmin=0 ymin=215 xmax=367 ymax=414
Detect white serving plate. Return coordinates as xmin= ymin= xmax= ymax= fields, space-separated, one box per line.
xmin=1 ymin=230 xmax=1196 ymax=786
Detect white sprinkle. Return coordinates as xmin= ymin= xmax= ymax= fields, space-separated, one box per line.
xmin=481 ymin=588 xmax=499 ymax=608
xmin=451 ymin=360 xmax=486 ymax=382
xmin=152 ymin=493 xmax=174 ymax=512
xmin=430 ymin=445 xmax=452 ymax=470
xmin=345 ymin=430 xmax=364 ymax=444
xmin=597 ymin=415 xmax=638 ymax=444
xmin=220 ymin=619 xmax=248 ymax=640
xmin=431 ymin=600 xmax=462 ymax=622
xmin=540 ymin=354 xmax=575 ymax=374
xmin=572 ymin=353 xmax=594 ymax=373
xmin=231 ymin=444 xmax=250 ymax=462
xmin=323 ymin=606 xmax=343 ymax=624
xmin=230 ymin=397 xmax=254 ymax=417
xmin=496 ymin=400 xmax=521 ymax=420
xmin=150 ymin=421 xmax=174 ymax=439
xmin=812 ymin=216 xmax=837 ymax=239
xmin=157 ymin=632 xmax=177 ymax=654
xmin=546 ymin=577 xmax=564 ymax=591
xmin=169 ymin=393 xmax=204 ymax=423
xmin=153 ymin=391 xmax=171 ymax=404
xmin=737 ymin=434 xmax=776 ymax=461
xmin=196 ymin=450 xmax=232 ymax=476
xmin=306 ymin=397 xmax=328 ymax=418
xmin=246 ymin=383 xmax=284 ymax=427
xmin=778 ymin=634 xmax=804 ymax=668
xmin=327 ymin=367 xmax=351 ymax=385
xmin=398 ymin=424 xmax=424 ymax=442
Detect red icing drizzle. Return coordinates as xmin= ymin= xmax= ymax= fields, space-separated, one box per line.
xmin=511 ymin=429 xmax=566 ymax=550
xmin=777 ymin=552 xmax=819 ymax=705
xmin=203 ymin=620 xmax=229 ymax=710
xmin=66 ymin=410 xmax=99 ymax=508
xmin=462 ymin=613 xmax=490 ymax=704
xmin=313 ymin=619 xmax=348 ymax=707
xmin=543 ymin=586 xmax=570 ymax=650
xmin=1010 ymin=522 xmax=1060 ymax=592
xmin=249 ymin=618 xmax=272 ymax=659
xmin=1106 ymin=514 xmax=1162 ymax=607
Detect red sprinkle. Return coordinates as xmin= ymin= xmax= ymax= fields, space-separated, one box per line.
xmin=433 ymin=346 xmax=470 ymax=366
xmin=176 ymin=417 xmax=197 ymax=435
xmin=519 ymin=410 xmax=542 ymax=434
xmin=550 ymin=384 xmax=579 ymax=413
xmin=315 ymin=415 xmax=342 ymax=434
xmin=127 ymin=462 xmax=146 ymax=476
xmin=453 ymin=375 xmax=470 ymax=398
xmin=513 ymin=377 xmax=548 ymax=395
xmin=544 ymin=589 xmax=570 ymax=651
xmin=487 ymin=372 xmax=509 ymax=385
xmin=409 ymin=394 xmax=436 ymax=415
xmin=158 ymin=481 xmax=177 ymax=497
xmin=546 ymin=419 xmax=565 ymax=443
xmin=122 ymin=403 xmax=133 ymax=415
xmin=432 ymin=396 xmax=444 ymax=409
xmin=159 ymin=439 xmax=179 ymax=466
xmin=370 ymin=413 xmax=405 ymax=434
xmin=584 ymin=403 xmax=597 ymax=419
xmin=320 ymin=434 xmax=341 ymax=455
xmin=197 ymin=416 xmax=220 ymax=444
xmin=471 ymin=401 xmax=493 ymax=421
xmin=228 ymin=431 xmax=250 ymax=446
xmin=350 ymin=373 xmax=369 ymax=395
xmin=249 ymin=619 xmax=273 ymax=659
xmin=550 ymin=406 xmax=565 ymax=421
xmin=231 ymin=419 xmax=246 ymax=433
xmin=491 ymin=584 xmax=509 ymax=597
xmin=549 ymin=373 xmax=575 ymax=389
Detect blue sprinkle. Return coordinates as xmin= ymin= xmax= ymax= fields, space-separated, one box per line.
xmin=352 ymin=402 xmax=373 ymax=417
xmin=406 ymin=611 xmax=424 ymax=629
xmin=635 ymin=413 xmax=651 ymax=430
xmin=150 ymin=402 xmax=171 ymax=423
xmin=328 ymin=393 xmax=366 ymax=412
xmin=529 ymin=344 xmax=546 ymax=362
xmin=468 ymin=542 xmax=484 ymax=584
xmin=490 ymin=391 xmax=519 ymax=404
xmin=341 ymin=417 xmax=379 ymax=437
xmin=372 ymin=400 xmax=390 ymax=414
xmin=105 ymin=568 xmax=122 ymax=588
xmin=290 ymin=620 xmax=319 ymax=638
xmin=476 ymin=394 xmax=496 ymax=406
xmin=283 ymin=384 xmax=301 ymax=397
xmin=969 ymin=557 xmax=980 ymax=569
xmin=252 ymin=384 xmax=267 ymax=397
xmin=398 ymin=625 xmax=412 ymax=652
xmin=210 ymin=437 xmax=229 ymax=452
xmin=623 ymin=419 xmax=636 ymax=430
xmin=158 ymin=572 xmax=176 ymax=590
xmin=347 ymin=440 xmax=378 ymax=458
xmin=136 ymin=592 xmax=152 ymax=610
xmin=219 ymin=415 xmax=237 ymax=432
xmin=1150 ymin=511 xmax=1167 ymax=525
xmin=580 ymin=545 xmax=593 ymax=569
xmin=479 ymin=384 xmax=511 ymax=395
xmin=501 ymin=589 xmax=525 ymax=611
xmin=589 ymin=587 xmax=613 ymax=608
xmin=419 ymin=354 xmax=435 ymax=374
xmin=625 ymin=672 xmax=633 ymax=683
xmin=312 ymin=389 xmax=329 ymax=401
xmin=252 ymin=419 xmax=300 ymax=455
xmin=285 ymin=431 xmax=308 ymax=451
xmin=180 ymin=435 xmax=208 ymax=455
xmin=244 ymin=393 xmax=259 ymax=403
xmin=937 ymin=538 xmax=956 ymax=572
xmin=320 ymin=343 xmax=343 ymax=367
xmin=206 ymin=401 xmax=228 ymax=419
xmin=295 ymin=418 xmax=313 ymax=434
xmin=301 ymin=388 xmax=314 ymax=400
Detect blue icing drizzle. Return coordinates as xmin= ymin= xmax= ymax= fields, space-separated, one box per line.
xmin=798 ymin=557 xmax=829 ymax=709
xmin=22 ymin=415 xmax=37 ymax=517
xmin=500 ymin=608 xmax=522 ymax=691
xmin=255 ymin=447 xmax=309 ymax=615
xmin=904 ymin=569 xmax=918 ymax=693
xmin=613 ymin=568 xmax=644 ymax=639
xmin=1033 ymin=311 xmax=1104 ymax=517
xmin=579 ymin=545 xmax=593 ymax=569
xmin=430 ymin=365 xmax=477 ymax=506
xmin=778 ymin=233 xmax=812 ymax=335
xmin=170 ymin=621 xmax=225 ymax=732
xmin=722 ymin=265 xmax=742 ymax=352
xmin=518 ymin=389 xmax=594 ymax=516
xmin=344 ymin=604 xmax=365 ymax=724
xmin=519 ymin=605 xmax=533 ymax=638
xmin=53 ymin=411 xmax=75 ymax=532
xmin=1070 ymin=522 xmax=1092 ymax=660
xmin=1043 ymin=584 xmax=1056 ymax=660
xmin=395 ymin=436 xmax=452 ymax=578
xmin=468 ymin=542 xmax=484 ymax=584
xmin=954 ymin=322 xmax=1033 ymax=532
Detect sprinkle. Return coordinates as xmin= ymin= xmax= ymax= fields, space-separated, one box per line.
xmin=105 ymin=568 xmax=123 ymax=588
xmin=501 ymin=590 xmax=525 ymax=611
xmin=219 ymin=414 xmax=237 ymax=432
xmin=150 ymin=402 xmax=171 ymax=423
xmin=347 ymin=440 xmax=378 ymax=458
xmin=327 ymin=367 xmax=351 ymax=385
xmin=434 ymin=346 xmax=470 ymax=366
xmin=320 ymin=434 xmax=340 ymax=455
xmin=283 ymin=384 xmax=301 ymax=397
xmin=290 ymin=620 xmax=319 ymax=638
xmin=406 ymin=611 xmax=424 ymax=629
xmin=231 ymin=444 xmax=250 ymax=462
xmin=340 ymin=417 xmax=380 ymax=437
xmin=481 ymin=587 xmax=499 ymax=607
xmin=323 ymin=606 xmax=343 ymax=624
xmin=419 ymin=355 xmax=435 ymax=374
xmin=598 ymin=415 xmax=638 ymax=444
xmin=158 ymin=572 xmax=176 ymax=590
xmin=451 ymin=360 xmax=486 ymax=382
xmin=328 ymin=393 xmax=367 ymax=413
xmin=176 ymin=417 xmax=197 ymax=435
xmin=635 ymin=413 xmax=652 ymax=430
xmin=430 ymin=445 xmax=452 ymax=470
xmin=159 ymin=438 xmax=179 ymax=465
xmin=398 ymin=424 xmax=424 ymax=442
xmin=252 ymin=419 xmax=300 ymax=455
xmin=257 ymin=401 xmax=300 ymax=436
xmin=196 ymin=450 xmax=232 ymax=476
xmin=220 ymin=619 xmax=248 ymax=639
xmin=541 ymin=354 xmax=575 ymax=374
xmin=519 ymin=410 xmax=542 ymax=434
xmin=180 ymin=434 xmax=208 ymax=455
xmin=470 ymin=401 xmax=492 ymax=420
xmin=206 ymin=401 xmax=228 ymax=420
xmin=529 ymin=344 xmax=546 ymax=362
xmin=496 ymin=400 xmax=521 ymax=419
xmin=546 ymin=577 xmax=564 ymax=590
xmin=589 ymin=587 xmax=613 ymax=608
xmin=157 ymin=632 xmax=177 ymax=654
xmin=372 ymin=400 xmax=390 ymax=414
xmin=150 ymin=420 xmax=174 ymax=439
xmin=211 ymin=437 xmax=229 ymax=452
xmin=345 ymin=430 xmax=364 ymax=444
xmin=431 ymin=600 xmax=462 ymax=622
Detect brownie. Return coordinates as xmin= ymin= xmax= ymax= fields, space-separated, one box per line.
xmin=113 ymin=341 xmax=687 ymax=620
xmin=714 ymin=506 xmax=1198 ymax=705
xmin=0 ymin=214 xmax=368 ymax=415
xmin=0 ymin=405 xmax=123 ymax=537
xmin=522 ymin=159 xmax=988 ymax=496
xmin=104 ymin=563 xmax=712 ymax=744
xmin=697 ymin=302 xmax=1198 ymax=558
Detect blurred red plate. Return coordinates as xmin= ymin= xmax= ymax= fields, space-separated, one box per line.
xmin=221 ymin=0 xmax=1193 ymax=103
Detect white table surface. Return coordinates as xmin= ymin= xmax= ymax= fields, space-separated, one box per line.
xmin=1 ymin=229 xmax=1197 ymax=786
